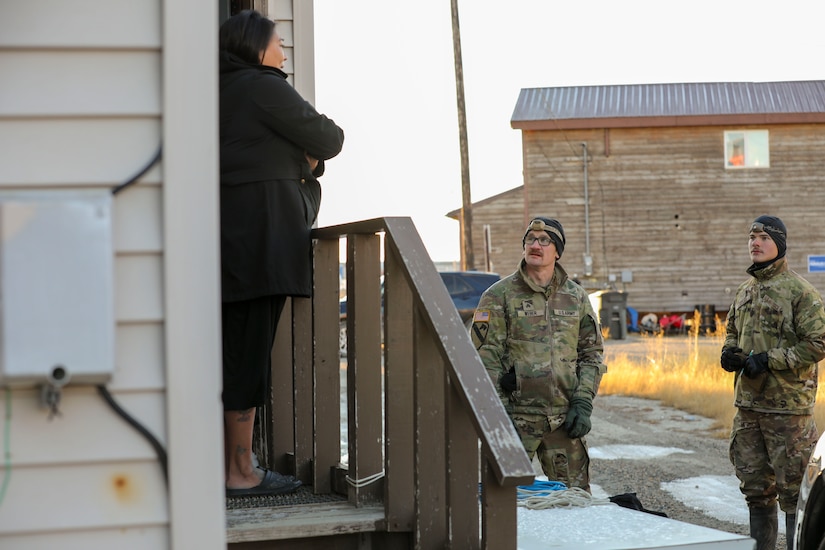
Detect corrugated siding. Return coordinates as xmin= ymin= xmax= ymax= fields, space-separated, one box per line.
xmin=0 ymin=0 xmax=167 ymax=546
xmin=512 ymin=81 xmax=825 ymax=125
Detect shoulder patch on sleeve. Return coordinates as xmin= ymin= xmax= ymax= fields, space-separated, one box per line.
xmin=471 ymin=310 xmax=490 ymax=349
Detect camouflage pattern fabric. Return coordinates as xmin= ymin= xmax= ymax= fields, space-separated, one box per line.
xmin=729 ymin=408 xmax=818 ymax=512
xmin=471 ymin=260 xmax=606 ymax=417
xmin=471 ymin=259 xmax=605 ymax=490
xmin=724 ymin=257 xmax=825 ymax=414
xmin=724 ymin=256 xmax=825 ymax=513
xmin=512 ymin=413 xmax=591 ymax=492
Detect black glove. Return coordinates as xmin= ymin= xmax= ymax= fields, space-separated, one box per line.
xmin=499 ymin=367 xmax=517 ymax=392
xmin=744 ymin=352 xmax=769 ymax=378
xmin=720 ymin=347 xmax=749 ymax=372
xmin=564 ymin=395 xmax=593 ymax=439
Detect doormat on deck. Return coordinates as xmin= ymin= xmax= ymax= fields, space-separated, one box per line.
xmin=226 ymin=485 xmax=348 ymax=509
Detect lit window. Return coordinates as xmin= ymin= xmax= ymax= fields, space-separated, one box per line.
xmin=724 ymin=130 xmax=770 ymax=169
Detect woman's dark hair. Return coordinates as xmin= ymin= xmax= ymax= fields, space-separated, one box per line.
xmin=219 ymin=10 xmax=275 ymax=65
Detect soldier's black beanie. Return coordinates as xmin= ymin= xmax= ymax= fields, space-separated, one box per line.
xmin=523 ymin=217 xmax=565 ymax=258
xmin=752 ymin=215 xmax=787 ymax=260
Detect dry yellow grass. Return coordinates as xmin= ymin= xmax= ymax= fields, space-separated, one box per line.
xmin=599 ymin=315 xmax=825 ymax=439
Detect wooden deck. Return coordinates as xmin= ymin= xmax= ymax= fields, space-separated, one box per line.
xmin=231 ymin=218 xmax=535 ymax=549
xmin=226 ymin=501 xmax=386 ymax=543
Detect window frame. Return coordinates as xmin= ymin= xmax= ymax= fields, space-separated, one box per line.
xmin=724 ymin=130 xmax=770 ymax=169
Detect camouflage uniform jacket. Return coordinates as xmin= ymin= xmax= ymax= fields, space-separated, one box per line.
xmin=724 ymin=257 xmax=825 ymax=414
xmin=471 ymin=260 xmax=606 ymax=417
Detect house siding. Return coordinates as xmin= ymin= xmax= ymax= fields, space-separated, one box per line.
xmin=511 ymin=122 xmax=825 ymax=314
xmin=461 ymin=114 xmax=825 ymax=316
xmin=447 ymin=187 xmax=527 ymax=276
xmin=0 ymin=0 xmax=313 ymax=550
xmin=0 ymin=0 xmax=169 ymax=545
xmin=0 ymin=1 xmax=313 ymax=547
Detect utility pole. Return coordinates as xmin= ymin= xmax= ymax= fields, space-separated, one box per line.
xmin=450 ymin=0 xmax=474 ymax=270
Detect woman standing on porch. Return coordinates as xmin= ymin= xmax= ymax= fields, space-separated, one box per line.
xmin=219 ymin=10 xmax=344 ymax=496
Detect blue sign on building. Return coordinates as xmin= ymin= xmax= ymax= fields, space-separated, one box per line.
xmin=808 ymin=256 xmax=825 ymax=273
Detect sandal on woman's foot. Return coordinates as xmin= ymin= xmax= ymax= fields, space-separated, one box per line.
xmin=226 ymin=469 xmax=302 ymax=497
xmin=257 ymin=465 xmax=296 ymax=482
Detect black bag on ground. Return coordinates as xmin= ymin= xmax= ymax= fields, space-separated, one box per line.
xmin=609 ymin=492 xmax=668 ymax=517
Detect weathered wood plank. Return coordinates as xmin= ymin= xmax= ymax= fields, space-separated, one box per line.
xmin=269 ymin=298 xmax=295 ymax=474
xmin=414 ymin=311 xmax=448 ymax=548
xmin=312 ymin=238 xmax=342 ymax=493
xmin=292 ymin=296 xmax=314 ymax=483
xmin=346 ymin=234 xmax=383 ymax=504
xmin=447 ymin=377 xmax=481 ymax=549
xmin=383 ymin=244 xmax=415 ymax=531
xmin=481 ymin=458 xmax=517 ymax=550
xmin=226 ymin=502 xmax=385 ymax=543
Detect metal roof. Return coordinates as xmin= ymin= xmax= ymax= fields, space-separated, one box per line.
xmin=511 ymin=81 xmax=825 ymax=130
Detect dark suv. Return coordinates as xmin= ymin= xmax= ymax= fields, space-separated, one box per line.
xmin=339 ymin=270 xmax=500 ymax=356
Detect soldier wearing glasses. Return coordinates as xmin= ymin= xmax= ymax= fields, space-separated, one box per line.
xmin=721 ymin=215 xmax=825 ymax=550
xmin=471 ymin=217 xmax=607 ymax=491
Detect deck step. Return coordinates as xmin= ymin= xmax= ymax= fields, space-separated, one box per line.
xmin=226 ymin=501 xmax=386 ymax=543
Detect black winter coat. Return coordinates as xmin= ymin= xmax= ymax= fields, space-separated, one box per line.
xmin=219 ymin=52 xmax=344 ymax=302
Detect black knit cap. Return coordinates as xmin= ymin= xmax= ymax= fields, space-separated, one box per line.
xmin=523 ymin=217 xmax=566 ymax=258
xmin=751 ymin=215 xmax=787 ymax=260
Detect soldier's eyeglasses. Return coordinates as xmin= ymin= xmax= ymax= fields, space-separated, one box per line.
xmin=524 ymin=235 xmax=553 ymax=246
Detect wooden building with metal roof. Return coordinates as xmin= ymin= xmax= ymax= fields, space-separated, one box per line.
xmin=452 ymin=80 xmax=825 ymax=317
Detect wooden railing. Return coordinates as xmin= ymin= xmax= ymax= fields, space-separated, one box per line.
xmin=264 ymin=217 xmax=534 ymax=549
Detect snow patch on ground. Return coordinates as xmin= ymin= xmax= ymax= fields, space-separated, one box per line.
xmin=661 ymin=474 xmax=784 ymax=533
xmin=590 ymin=444 xmax=694 ymax=460
xmin=588 ymin=443 xmax=786 ymax=534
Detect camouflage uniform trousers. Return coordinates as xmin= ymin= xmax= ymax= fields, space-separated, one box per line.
xmin=729 ymin=408 xmax=818 ymax=512
xmin=511 ymin=413 xmax=590 ymax=492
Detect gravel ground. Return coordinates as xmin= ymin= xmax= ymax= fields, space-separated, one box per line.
xmin=586 ymin=393 xmax=787 ymax=548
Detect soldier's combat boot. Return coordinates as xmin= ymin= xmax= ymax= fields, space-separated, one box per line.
xmin=749 ymin=504 xmax=778 ymax=550
xmin=785 ymin=513 xmax=796 ymax=550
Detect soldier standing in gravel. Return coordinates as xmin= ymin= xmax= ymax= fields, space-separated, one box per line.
xmin=471 ymin=217 xmax=607 ymax=492
xmin=721 ymin=215 xmax=825 ymax=550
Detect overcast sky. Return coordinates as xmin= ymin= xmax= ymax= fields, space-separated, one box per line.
xmin=313 ymin=0 xmax=825 ymax=263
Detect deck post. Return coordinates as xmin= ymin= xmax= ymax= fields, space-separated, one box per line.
xmin=383 ymin=244 xmax=416 ymax=530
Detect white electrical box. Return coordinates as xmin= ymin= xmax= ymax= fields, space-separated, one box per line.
xmin=0 ymin=191 xmax=114 ymax=387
